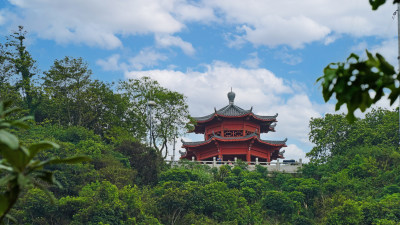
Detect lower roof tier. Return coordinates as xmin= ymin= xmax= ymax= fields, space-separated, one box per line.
xmin=182 ymin=132 xmax=287 ymax=147
xmin=180 ymin=133 xmax=286 ymax=162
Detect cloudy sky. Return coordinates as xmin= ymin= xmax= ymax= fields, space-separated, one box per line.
xmin=0 ymin=0 xmax=398 ymax=161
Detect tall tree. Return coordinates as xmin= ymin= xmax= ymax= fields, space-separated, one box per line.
xmin=5 ymin=26 xmax=38 ymax=114
xmin=0 ymin=42 xmax=21 ymax=105
xmin=80 ymin=80 xmax=131 ymax=136
xmin=43 ymin=56 xmax=91 ymax=126
xmin=42 ymin=57 xmax=132 ymax=137
xmin=0 ymin=43 xmax=12 ymax=85
xmin=119 ymin=77 xmax=190 ymax=158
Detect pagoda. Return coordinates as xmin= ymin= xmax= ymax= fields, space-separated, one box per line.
xmin=180 ymin=90 xmax=286 ymax=162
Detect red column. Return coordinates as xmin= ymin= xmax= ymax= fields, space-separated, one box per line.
xmin=246 ymin=150 xmax=251 ymax=162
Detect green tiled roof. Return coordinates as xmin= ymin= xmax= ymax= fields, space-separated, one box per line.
xmin=193 ymin=104 xmax=278 ymax=122
xmin=193 ymin=91 xmax=278 ymax=122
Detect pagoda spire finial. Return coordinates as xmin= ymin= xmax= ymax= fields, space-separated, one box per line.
xmin=227 ymin=88 xmax=235 ymax=104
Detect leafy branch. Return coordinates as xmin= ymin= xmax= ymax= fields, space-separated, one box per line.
xmin=317 ymin=51 xmax=398 ymax=122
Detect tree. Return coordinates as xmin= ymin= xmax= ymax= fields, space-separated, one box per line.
xmin=0 ymin=101 xmax=89 ymax=222
xmin=42 ymin=56 xmax=92 ymax=126
xmin=115 ymin=141 xmax=164 ymax=186
xmin=79 ymin=80 xmax=131 ymax=136
xmin=308 ymin=114 xmax=354 ymax=161
xmin=307 ymin=109 xmax=398 ymax=161
xmin=4 ymin=26 xmax=39 ymax=114
xmin=41 ymin=57 xmax=131 ymax=136
xmin=0 ymin=43 xmax=13 ymax=86
xmin=261 ymin=191 xmax=296 ymax=215
xmin=119 ymin=77 xmax=190 ymax=157
xmin=326 ymin=200 xmax=363 ymax=225
xmin=317 ymin=1 xmax=400 ymax=121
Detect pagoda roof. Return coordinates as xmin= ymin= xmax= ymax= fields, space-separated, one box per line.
xmin=181 ymin=132 xmax=287 ymax=147
xmin=193 ymin=91 xmax=278 ymax=123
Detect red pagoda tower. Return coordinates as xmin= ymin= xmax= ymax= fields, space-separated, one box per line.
xmin=180 ymin=90 xmax=286 ymax=162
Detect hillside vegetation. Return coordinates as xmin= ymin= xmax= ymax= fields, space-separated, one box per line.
xmin=0 ymin=27 xmax=400 ymax=224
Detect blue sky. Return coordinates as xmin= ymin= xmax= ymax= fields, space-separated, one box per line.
xmin=0 ymin=0 xmax=398 ymax=161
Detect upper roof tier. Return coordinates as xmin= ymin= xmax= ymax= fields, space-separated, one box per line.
xmin=193 ymin=90 xmax=278 ymax=123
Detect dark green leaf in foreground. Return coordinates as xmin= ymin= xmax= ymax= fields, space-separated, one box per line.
xmin=317 ymin=51 xmax=398 ymax=122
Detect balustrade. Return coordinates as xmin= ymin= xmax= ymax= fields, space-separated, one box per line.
xmin=167 ymin=157 xmax=303 ymax=173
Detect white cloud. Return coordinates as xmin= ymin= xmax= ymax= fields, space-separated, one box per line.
xmin=155 ymin=34 xmax=195 ymax=55
xmin=205 ymin=0 xmax=396 ymax=48
xmin=265 ymin=94 xmax=322 ymax=145
xmin=5 ymin=0 xmax=397 ymax=49
xmin=274 ymin=48 xmax=302 ymax=65
xmin=284 ymin=144 xmax=309 ymax=162
xmin=173 ymin=2 xmax=216 ymax=22
xmin=371 ymin=38 xmax=398 ymax=67
xmin=125 ymin=61 xmax=293 ymax=114
xmin=128 ymin=48 xmax=168 ymax=70
xmin=0 ymin=10 xmax=8 ymax=25
xmin=324 ymin=34 xmax=341 ymax=45
xmin=241 ymin=52 xmax=261 ymax=68
xmin=96 ymin=54 xmax=122 ymax=71
xmin=351 ymin=41 xmax=368 ymax=54
xmin=242 ymin=16 xmax=330 ymax=48
xmin=97 ymin=48 xmax=168 ymax=71
xmin=225 ymin=31 xmax=247 ymax=49
xmin=6 ymin=0 xmax=192 ymax=48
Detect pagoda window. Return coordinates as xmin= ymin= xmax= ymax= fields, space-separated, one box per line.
xmin=207 ymin=131 xmax=222 ymax=139
xmin=234 ymin=130 xmax=243 ymax=136
xmin=224 ymin=130 xmax=243 ymax=137
xmin=245 ymin=130 xmax=259 ymax=136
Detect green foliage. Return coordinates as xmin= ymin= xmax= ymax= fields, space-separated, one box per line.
xmin=115 ymin=140 xmax=164 ymax=186
xmin=326 ymin=200 xmax=363 ymax=225
xmin=307 ymin=109 xmax=398 ymax=161
xmin=262 ymin=191 xmax=296 ymax=215
xmin=54 ymin=181 xmax=160 ymax=225
xmin=42 ymin=56 xmax=92 ymax=126
xmin=214 ymin=164 xmax=231 ymax=181
xmin=159 ymin=168 xmax=199 ymax=183
xmin=0 ymin=101 xmax=89 ymax=222
xmin=39 ymin=57 xmax=132 ymax=136
xmin=13 ymin=188 xmax=58 ymax=224
xmin=53 ymin=125 xmax=100 ymax=144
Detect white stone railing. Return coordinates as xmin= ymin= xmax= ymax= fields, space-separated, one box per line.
xmin=166 ymin=157 xmax=303 ymax=173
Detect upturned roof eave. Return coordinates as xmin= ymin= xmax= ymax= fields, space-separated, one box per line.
xmin=257 ymin=137 xmax=288 ymax=146
xmin=193 ymin=112 xmax=277 ymax=123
